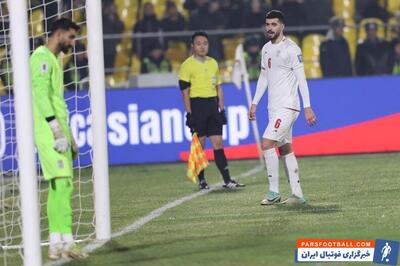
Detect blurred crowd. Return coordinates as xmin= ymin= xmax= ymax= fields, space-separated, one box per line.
xmin=111 ymin=0 xmax=399 ymax=79
xmin=1 ymin=0 xmax=400 ymax=92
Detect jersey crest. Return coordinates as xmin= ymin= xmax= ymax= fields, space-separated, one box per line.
xmin=40 ymin=62 xmax=49 ymax=73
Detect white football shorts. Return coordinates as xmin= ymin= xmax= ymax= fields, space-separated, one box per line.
xmin=263 ymin=108 xmax=299 ymax=147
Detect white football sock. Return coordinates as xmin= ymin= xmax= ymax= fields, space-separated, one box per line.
xmin=282 ymin=152 xmax=304 ymax=198
xmin=49 ymin=233 xmax=62 ymax=249
xmin=264 ymin=148 xmax=279 ymax=193
xmin=62 ymin=233 xmax=74 ymax=249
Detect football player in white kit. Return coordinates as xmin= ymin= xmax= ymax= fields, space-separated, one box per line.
xmin=248 ymin=10 xmax=317 ymax=205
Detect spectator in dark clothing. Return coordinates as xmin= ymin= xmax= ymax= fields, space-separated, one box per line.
xmin=102 ymin=1 xmax=124 ymax=73
xmin=43 ymin=0 xmax=85 ymax=30
xmin=243 ymin=0 xmax=269 ymax=29
xmin=188 ymin=0 xmax=223 ymax=60
xmin=187 ymin=0 xmax=224 ymax=30
xmin=133 ymin=2 xmax=162 ymax=58
xmin=389 ymin=12 xmax=400 ymax=47
xmin=355 ymin=22 xmax=393 ymax=76
xmin=187 ymin=0 xmax=235 ymax=29
xmin=207 ymin=0 xmax=224 ymax=60
xmin=44 ymin=0 xmax=58 ymax=30
xmin=140 ymin=43 xmax=171 ymax=74
xmin=320 ymin=17 xmax=353 ymax=77
xmin=0 ymin=48 xmax=12 ymax=91
xmin=391 ymin=41 xmax=400 ymax=75
xmin=356 ymin=0 xmax=389 ymax=22
xmin=162 ymin=2 xmax=186 ymax=45
xmin=163 ymin=2 xmax=186 ymax=31
xmin=302 ymin=0 xmax=332 ymax=27
xmin=183 ymin=0 xmax=199 ymax=15
xmin=274 ymin=0 xmax=307 ymax=39
xmin=274 ymin=0 xmax=307 ymax=26
xmin=208 ymin=0 xmax=225 ymax=29
xmin=219 ymin=0 xmax=243 ymax=29
xmin=243 ymin=34 xmax=262 ymax=80
xmin=188 ymin=0 xmax=212 ymax=30
xmin=64 ymin=42 xmax=88 ymax=90
xmin=390 ymin=25 xmax=400 ymax=48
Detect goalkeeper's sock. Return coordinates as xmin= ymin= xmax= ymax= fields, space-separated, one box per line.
xmin=264 ymin=148 xmax=279 ymax=193
xmin=49 ymin=233 xmax=63 ymax=259
xmin=49 ymin=232 xmax=62 ymax=248
xmin=214 ymin=149 xmax=231 ymax=183
xmin=62 ymin=233 xmax=74 ymax=249
xmin=198 ymin=170 xmax=205 ymax=182
xmin=282 ymin=152 xmax=303 ymax=198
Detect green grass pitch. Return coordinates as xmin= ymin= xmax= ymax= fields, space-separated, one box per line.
xmin=66 ymin=153 xmax=399 ymax=266
xmin=4 ymin=153 xmax=400 ymax=266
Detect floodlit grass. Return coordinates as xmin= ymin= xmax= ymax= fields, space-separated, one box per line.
xmin=67 ymin=153 xmax=400 ymax=266
xmin=3 ymin=153 xmax=400 ymax=265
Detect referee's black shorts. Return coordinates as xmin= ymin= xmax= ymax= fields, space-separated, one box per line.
xmin=190 ymin=97 xmax=223 ymax=137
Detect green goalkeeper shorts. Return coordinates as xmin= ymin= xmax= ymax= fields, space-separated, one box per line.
xmin=35 ymin=127 xmax=73 ymax=180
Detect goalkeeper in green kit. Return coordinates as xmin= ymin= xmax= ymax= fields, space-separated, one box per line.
xmin=30 ymin=18 xmax=87 ymax=260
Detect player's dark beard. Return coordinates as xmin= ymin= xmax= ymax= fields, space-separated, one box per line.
xmin=267 ymin=30 xmax=282 ymax=42
xmin=60 ymin=42 xmax=71 ymax=54
xmin=268 ymin=31 xmax=278 ymax=41
xmin=265 ymin=31 xmax=274 ymax=41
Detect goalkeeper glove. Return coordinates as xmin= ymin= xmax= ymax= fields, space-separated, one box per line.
xmin=48 ymin=119 xmax=69 ymax=153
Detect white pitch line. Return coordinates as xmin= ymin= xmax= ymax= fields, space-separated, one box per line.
xmin=44 ymin=164 xmax=264 ymax=266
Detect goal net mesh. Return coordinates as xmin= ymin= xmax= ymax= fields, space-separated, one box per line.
xmin=0 ymin=1 xmax=95 ymax=264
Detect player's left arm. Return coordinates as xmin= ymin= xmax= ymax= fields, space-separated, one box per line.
xmin=291 ymin=47 xmax=317 ymax=127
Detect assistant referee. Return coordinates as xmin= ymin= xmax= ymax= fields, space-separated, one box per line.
xmin=179 ymin=31 xmax=245 ymax=190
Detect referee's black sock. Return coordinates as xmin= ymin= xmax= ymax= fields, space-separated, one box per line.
xmin=214 ymin=149 xmax=231 ymax=183
xmin=198 ymin=170 xmax=205 ymax=182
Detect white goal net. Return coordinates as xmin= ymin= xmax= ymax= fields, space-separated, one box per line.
xmin=0 ymin=1 xmax=97 ymax=265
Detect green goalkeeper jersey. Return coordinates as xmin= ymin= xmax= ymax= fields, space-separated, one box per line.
xmin=30 ymin=46 xmax=69 ymax=135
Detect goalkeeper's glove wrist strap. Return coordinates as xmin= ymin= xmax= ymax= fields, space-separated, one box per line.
xmin=45 ymin=116 xmax=56 ymax=122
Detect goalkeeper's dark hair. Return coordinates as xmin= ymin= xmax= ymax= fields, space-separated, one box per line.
xmin=49 ymin=18 xmax=80 ymax=36
xmin=191 ymin=31 xmax=209 ymax=43
xmin=266 ymin=10 xmax=285 ymax=24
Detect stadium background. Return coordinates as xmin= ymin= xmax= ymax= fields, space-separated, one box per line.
xmin=0 ymin=1 xmax=399 ymax=266
xmin=1 ymin=0 xmax=399 ymax=166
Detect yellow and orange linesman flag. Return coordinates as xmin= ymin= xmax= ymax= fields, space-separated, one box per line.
xmin=186 ymin=133 xmax=209 ymax=183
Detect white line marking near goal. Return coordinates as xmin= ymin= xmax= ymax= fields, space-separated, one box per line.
xmin=44 ymin=165 xmax=264 ymax=266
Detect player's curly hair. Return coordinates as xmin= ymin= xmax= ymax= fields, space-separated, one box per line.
xmin=266 ymin=10 xmax=285 ymax=24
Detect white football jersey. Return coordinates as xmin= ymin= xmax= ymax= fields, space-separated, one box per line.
xmin=252 ymin=36 xmax=310 ymax=113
